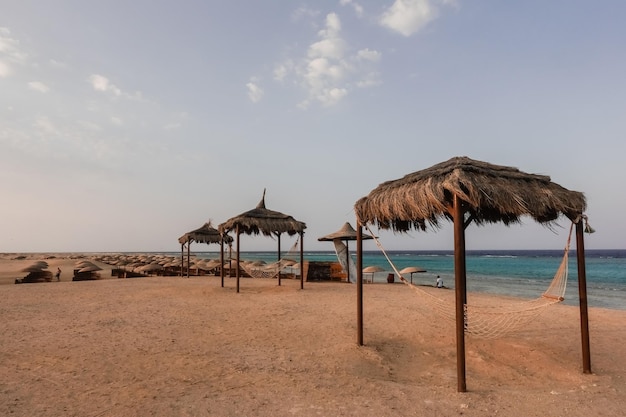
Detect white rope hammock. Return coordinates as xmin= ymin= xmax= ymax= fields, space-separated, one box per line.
xmin=238 ymin=239 xmax=300 ymax=279
xmin=363 ymin=223 xmax=574 ymax=339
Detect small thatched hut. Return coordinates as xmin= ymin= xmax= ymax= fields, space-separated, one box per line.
xmin=218 ymin=189 xmax=307 ymax=292
xmin=354 ymin=156 xmax=591 ymax=392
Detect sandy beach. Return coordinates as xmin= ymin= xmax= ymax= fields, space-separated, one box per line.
xmin=1 ymin=255 xmax=625 ymax=417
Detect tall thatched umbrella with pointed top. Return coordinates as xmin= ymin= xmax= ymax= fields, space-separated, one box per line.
xmin=318 ymin=222 xmax=374 ymax=283
xmin=178 ymin=221 xmax=233 ymax=278
xmin=354 ymin=156 xmax=590 ymax=392
xmin=218 ymin=189 xmax=307 ymax=293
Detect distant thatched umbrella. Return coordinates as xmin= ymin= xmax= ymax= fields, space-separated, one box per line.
xmin=354 ymin=156 xmax=590 ymax=392
xmin=399 ymin=266 xmax=427 ymax=284
xmin=218 ymin=189 xmax=307 ymax=292
xmin=318 ymin=222 xmax=374 ymax=283
xmin=362 ymin=265 xmax=384 ymax=283
xmin=178 ymin=221 xmax=233 ymax=278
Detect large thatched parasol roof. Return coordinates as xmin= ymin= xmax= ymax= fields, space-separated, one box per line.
xmin=354 ymin=156 xmax=586 ymax=232
xmin=218 ymin=190 xmax=306 ymax=236
xmin=179 ymin=221 xmax=233 ymax=245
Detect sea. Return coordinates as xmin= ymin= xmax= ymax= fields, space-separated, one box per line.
xmin=193 ymin=249 xmax=626 ymax=311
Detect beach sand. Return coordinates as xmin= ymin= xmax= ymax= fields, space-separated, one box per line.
xmin=1 ymin=255 xmax=625 ymax=416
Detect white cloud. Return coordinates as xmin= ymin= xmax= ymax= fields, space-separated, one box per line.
xmin=89 ymin=74 xmax=122 ymax=96
xmin=273 ymin=61 xmax=292 ymax=81
xmin=319 ymin=87 xmax=347 ymax=105
xmin=340 ymin=0 xmax=364 ymax=18
xmin=88 ymin=74 xmax=144 ymax=101
xmin=111 ymin=116 xmax=123 ymax=126
xmin=357 ymin=48 xmax=381 ymax=62
xmin=300 ymin=13 xmax=351 ymax=106
xmin=0 ymin=27 xmax=27 ymax=77
xmin=246 ymin=78 xmax=264 ymax=103
xmin=28 ymin=81 xmax=50 ymax=93
xmin=275 ymin=11 xmax=382 ymax=108
xmin=380 ymin=0 xmax=438 ymax=36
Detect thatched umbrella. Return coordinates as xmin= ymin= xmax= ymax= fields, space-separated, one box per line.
xmin=218 ymin=189 xmax=307 ymax=293
xmin=399 ymin=266 xmax=427 ymax=284
xmin=179 ymin=221 xmax=233 ymax=278
xmin=318 ymin=222 xmax=374 ymax=283
xmin=354 ymin=156 xmax=590 ymax=392
xmin=362 ymin=265 xmax=384 ymax=283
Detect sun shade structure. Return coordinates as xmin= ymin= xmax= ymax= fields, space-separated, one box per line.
xmin=399 ymin=266 xmax=427 ymax=284
xmin=318 ymin=222 xmax=374 ymax=283
xmin=353 ymin=156 xmax=591 ymax=392
xmin=218 ymin=189 xmax=307 ymax=292
xmin=178 ymin=221 xmax=233 ymax=278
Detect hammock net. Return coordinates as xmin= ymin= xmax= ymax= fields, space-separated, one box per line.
xmin=238 ymin=239 xmax=301 ymax=279
xmin=364 ymin=223 xmax=574 ymax=339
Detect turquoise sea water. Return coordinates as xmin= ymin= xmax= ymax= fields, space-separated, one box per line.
xmin=195 ymin=249 xmax=626 ymax=311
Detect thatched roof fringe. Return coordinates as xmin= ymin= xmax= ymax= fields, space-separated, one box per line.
xmin=354 ymin=156 xmax=586 ymax=233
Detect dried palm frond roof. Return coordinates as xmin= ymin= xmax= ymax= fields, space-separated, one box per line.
xmin=318 ymin=222 xmax=374 ymax=241
xmin=355 ymin=156 xmax=586 ymax=232
xmin=178 ymin=220 xmax=233 ymax=245
xmin=218 ymin=190 xmax=306 ymax=236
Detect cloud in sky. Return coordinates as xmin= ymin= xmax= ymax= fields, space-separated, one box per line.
xmin=88 ymin=74 xmax=144 ymax=101
xmin=89 ymin=74 xmax=123 ymax=96
xmin=0 ymin=27 xmax=27 ymax=77
xmin=380 ymin=0 xmax=439 ymax=37
xmin=265 ymin=1 xmax=452 ymax=109
xmin=246 ymin=77 xmax=264 ymax=103
xmin=273 ymin=12 xmax=382 ymax=109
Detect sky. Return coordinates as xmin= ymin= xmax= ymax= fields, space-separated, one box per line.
xmin=1 ymin=0 xmax=625 ymax=253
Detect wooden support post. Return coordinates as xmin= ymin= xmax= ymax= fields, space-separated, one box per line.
xmin=187 ymin=241 xmax=191 ymax=278
xmin=300 ymin=232 xmax=304 ymax=289
xmin=453 ymin=194 xmax=467 ymax=393
xmin=356 ymin=220 xmax=364 ymax=346
xmin=576 ymin=220 xmax=592 ymax=373
xmin=220 ymin=239 xmax=224 ymax=288
xmin=236 ymin=225 xmax=240 ymax=294
xmin=278 ymin=234 xmax=282 ymax=287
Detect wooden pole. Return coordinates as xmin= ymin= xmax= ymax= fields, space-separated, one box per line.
xmin=300 ymin=232 xmax=304 ymax=289
xmin=345 ymin=240 xmax=350 ymax=283
xmin=576 ymin=220 xmax=592 ymax=373
xmin=220 ymin=239 xmax=225 ymax=288
xmin=236 ymin=225 xmax=240 ymax=293
xmin=187 ymin=241 xmax=190 ymax=278
xmin=278 ymin=234 xmax=282 ymax=287
xmin=453 ymin=194 xmax=467 ymax=393
xmin=180 ymin=244 xmax=184 ymax=277
xmin=356 ymin=220 xmax=364 ymax=346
